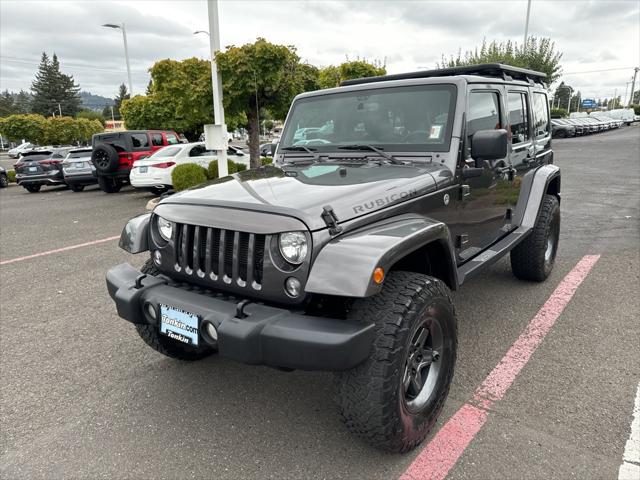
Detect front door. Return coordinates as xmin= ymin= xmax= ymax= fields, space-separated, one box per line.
xmin=456 ymin=88 xmax=510 ymax=261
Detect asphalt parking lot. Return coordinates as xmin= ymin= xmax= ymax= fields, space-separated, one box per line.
xmin=1 ymin=126 xmax=639 ymax=479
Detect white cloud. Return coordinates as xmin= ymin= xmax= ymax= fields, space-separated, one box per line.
xmin=0 ymin=0 xmax=638 ymax=100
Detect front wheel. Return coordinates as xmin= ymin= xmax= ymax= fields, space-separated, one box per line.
xmin=0 ymin=175 xmax=8 ymax=188
xmin=511 ymin=194 xmax=560 ymax=281
xmin=98 ymin=176 xmax=122 ymax=193
xmin=134 ymin=259 xmax=217 ymax=361
xmin=334 ymin=271 xmax=457 ymax=452
xmin=69 ymin=183 xmax=85 ymax=192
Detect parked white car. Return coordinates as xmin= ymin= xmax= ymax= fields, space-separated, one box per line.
xmin=8 ymin=142 xmax=36 ymax=158
xmin=129 ymin=142 xmax=249 ymax=192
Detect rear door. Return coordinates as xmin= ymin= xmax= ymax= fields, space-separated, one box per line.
xmin=506 ymin=89 xmax=535 ymax=215
xmin=530 ymin=90 xmax=552 ymax=164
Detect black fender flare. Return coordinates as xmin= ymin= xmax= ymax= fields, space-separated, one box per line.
xmin=305 ymin=215 xmax=458 ymax=298
xmin=119 ymin=213 xmax=151 ymax=254
xmin=513 ymin=164 xmax=560 ymax=229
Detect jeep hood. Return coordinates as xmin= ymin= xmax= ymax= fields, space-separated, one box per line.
xmin=162 ymin=163 xmax=451 ymax=231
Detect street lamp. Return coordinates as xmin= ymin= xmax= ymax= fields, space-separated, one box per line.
xmin=102 ymin=23 xmax=133 ymax=96
xmin=523 ymin=0 xmax=532 ymax=51
xmin=194 ymin=0 xmax=228 ymax=177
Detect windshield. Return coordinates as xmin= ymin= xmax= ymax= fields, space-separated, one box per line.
xmin=152 ymin=146 xmax=182 ymax=158
xmin=280 ymin=84 xmax=456 ymax=153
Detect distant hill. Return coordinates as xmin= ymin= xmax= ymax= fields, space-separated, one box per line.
xmin=80 ymin=91 xmax=113 ymax=112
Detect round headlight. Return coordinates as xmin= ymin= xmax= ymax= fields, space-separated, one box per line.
xmin=157 ymin=216 xmax=173 ymax=241
xmin=279 ymin=231 xmax=308 ymax=264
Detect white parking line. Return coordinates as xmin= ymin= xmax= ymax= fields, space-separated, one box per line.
xmin=619 ymin=382 xmax=640 ymax=480
xmin=0 ymin=235 xmax=120 ymax=265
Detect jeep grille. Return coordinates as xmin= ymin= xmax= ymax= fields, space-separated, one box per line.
xmin=173 ymin=223 xmax=266 ymax=290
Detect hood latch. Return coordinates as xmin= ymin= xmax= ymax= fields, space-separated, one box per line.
xmin=321 ymin=205 xmax=343 ymax=236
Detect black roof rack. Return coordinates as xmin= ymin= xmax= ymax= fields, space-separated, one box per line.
xmin=340 ymin=63 xmax=547 ymax=87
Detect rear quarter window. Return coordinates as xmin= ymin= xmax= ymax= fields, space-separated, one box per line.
xmin=532 ymin=92 xmax=550 ymax=138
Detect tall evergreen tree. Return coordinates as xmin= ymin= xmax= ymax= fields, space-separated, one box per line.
xmin=31 ymin=52 xmax=81 ymax=116
xmin=14 ymin=90 xmax=32 ymax=114
xmin=102 ymin=83 xmax=129 ymax=120
xmin=0 ymin=90 xmax=15 ymax=117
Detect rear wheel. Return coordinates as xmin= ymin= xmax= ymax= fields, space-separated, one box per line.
xmin=334 ymin=271 xmax=457 ymax=452
xmin=134 ymin=259 xmax=217 ymax=361
xmin=0 ymin=174 xmax=8 ymax=188
xmin=511 ymin=194 xmax=560 ymax=281
xmin=69 ymin=183 xmax=85 ymax=192
xmin=98 ymin=176 xmax=122 ymax=193
xmin=24 ymin=184 xmax=41 ymax=193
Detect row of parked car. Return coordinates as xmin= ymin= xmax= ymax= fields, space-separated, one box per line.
xmin=10 ymin=130 xmax=249 ymax=194
xmin=550 ymin=114 xmax=626 ymax=138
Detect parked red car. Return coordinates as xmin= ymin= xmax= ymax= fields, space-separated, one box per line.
xmin=91 ymin=130 xmax=181 ymax=193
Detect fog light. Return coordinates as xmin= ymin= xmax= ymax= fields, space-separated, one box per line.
xmin=285 ymin=277 xmax=302 ymax=297
xmin=205 ymin=322 xmax=218 ymax=341
xmin=153 ymin=250 xmax=162 ymax=265
xmin=146 ymin=303 xmax=157 ymax=320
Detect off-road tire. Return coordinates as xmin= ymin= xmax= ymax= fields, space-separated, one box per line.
xmin=334 ymin=271 xmax=457 ymax=452
xmin=511 ymin=194 xmax=560 ymax=281
xmin=97 ymin=176 xmax=122 ymax=193
xmin=92 ymin=143 xmax=120 ymax=173
xmin=0 ymin=174 xmax=8 ymax=188
xmin=134 ymin=259 xmax=217 ymax=361
xmin=69 ymin=183 xmax=85 ymax=192
xmin=24 ymin=184 xmax=41 ymax=193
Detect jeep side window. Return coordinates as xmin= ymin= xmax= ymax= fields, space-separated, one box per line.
xmin=508 ymin=92 xmax=530 ymax=144
xmin=131 ymin=133 xmax=150 ymax=149
xmin=151 ymin=133 xmax=163 ymax=146
xmin=166 ymin=133 xmax=179 ymax=145
xmin=532 ymin=92 xmax=550 ymax=138
xmin=467 ymin=91 xmax=501 ymax=155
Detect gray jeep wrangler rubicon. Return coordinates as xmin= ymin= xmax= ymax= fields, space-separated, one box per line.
xmin=106 ymin=64 xmax=560 ymax=452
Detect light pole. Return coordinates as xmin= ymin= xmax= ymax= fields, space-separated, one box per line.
xmin=523 ymin=0 xmax=532 ymax=50
xmin=103 ymin=23 xmax=133 ymax=96
xmin=195 ymin=0 xmax=228 ymax=177
xmin=629 ymin=67 xmax=639 ymax=107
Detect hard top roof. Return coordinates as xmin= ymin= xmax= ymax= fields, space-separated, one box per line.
xmin=341 ymin=63 xmax=547 ymax=87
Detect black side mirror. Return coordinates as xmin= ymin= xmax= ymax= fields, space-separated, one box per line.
xmin=471 ymin=129 xmax=508 ymax=167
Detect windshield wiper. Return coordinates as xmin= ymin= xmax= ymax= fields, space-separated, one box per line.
xmin=337 ymin=144 xmax=404 ymax=165
xmin=280 ymin=145 xmax=322 ymax=163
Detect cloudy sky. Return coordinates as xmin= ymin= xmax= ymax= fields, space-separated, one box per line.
xmin=1 ymin=0 xmax=639 ymax=102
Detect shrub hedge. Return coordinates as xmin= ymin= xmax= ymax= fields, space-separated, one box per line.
xmin=172 ymin=163 xmax=208 ymax=191
xmin=7 ymin=170 xmax=16 ymax=183
xmin=207 ymin=159 xmax=241 ymax=179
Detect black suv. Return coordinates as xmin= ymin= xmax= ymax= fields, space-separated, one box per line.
xmin=106 ymin=64 xmax=560 ymax=452
xmin=14 ymin=148 xmax=71 ymax=192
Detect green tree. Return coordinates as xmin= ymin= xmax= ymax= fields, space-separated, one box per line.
xmin=31 ymin=52 xmax=81 ymax=116
xmin=77 ymin=109 xmax=106 ymax=126
xmin=318 ymin=60 xmax=386 ymax=89
xmin=102 ymin=83 xmax=130 ymax=119
xmin=632 ymin=90 xmax=639 ymax=104
xmin=0 ymin=114 xmax=46 ymax=143
xmin=0 ymin=91 xmax=15 ymax=117
xmin=42 ymin=116 xmax=79 ymax=145
xmin=14 ymin=90 xmax=32 ymax=114
xmin=439 ymin=37 xmax=562 ymax=86
xmin=121 ymin=58 xmax=226 ymax=139
xmin=215 ymin=38 xmax=314 ymax=167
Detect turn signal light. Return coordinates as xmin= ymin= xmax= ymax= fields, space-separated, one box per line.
xmin=373 ymin=267 xmax=385 ymax=284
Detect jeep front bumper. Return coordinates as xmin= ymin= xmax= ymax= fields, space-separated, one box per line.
xmin=106 ymin=263 xmax=375 ymax=371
